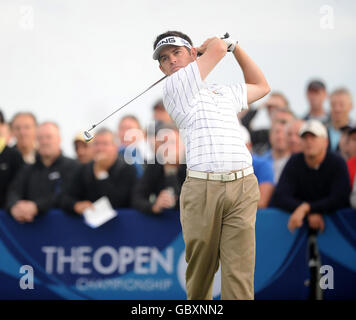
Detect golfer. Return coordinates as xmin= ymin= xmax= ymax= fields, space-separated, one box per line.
xmin=153 ymin=31 xmax=270 ymax=300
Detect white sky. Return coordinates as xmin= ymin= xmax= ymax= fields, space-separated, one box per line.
xmin=1 ymin=0 xmax=355 ymax=157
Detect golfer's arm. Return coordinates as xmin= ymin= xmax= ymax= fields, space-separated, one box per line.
xmin=233 ymin=44 xmax=270 ymax=104
xmin=197 ymin=38 xmax=227 ymax=80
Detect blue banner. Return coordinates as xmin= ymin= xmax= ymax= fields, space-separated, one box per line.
xmin=0 ymin=208 xmax=355 ymax=299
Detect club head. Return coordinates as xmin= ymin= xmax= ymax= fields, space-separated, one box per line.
xmin=83 ymin=130 xmax=94 ymax=142
xmin=223 ymin=32 xmax=230 ymax=39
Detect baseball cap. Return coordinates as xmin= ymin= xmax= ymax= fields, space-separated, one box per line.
xmin=307 ymin=80 xmax=326 ymax=92
xmin=153 ymin=36 xmax=192 ymax=60
xmin=299 ymin=120 xmax=328 ymax=138
xmin=73 ymin=132 xmax=86 ymax=143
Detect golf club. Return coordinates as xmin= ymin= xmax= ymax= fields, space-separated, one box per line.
xmin=83 ymin=32 xmax=230 ymax=142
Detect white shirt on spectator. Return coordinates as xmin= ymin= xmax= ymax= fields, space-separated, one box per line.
xmin=163 ymin=60 xmax=251 ymax=173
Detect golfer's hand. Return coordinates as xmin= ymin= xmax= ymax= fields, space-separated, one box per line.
xmin=74 ymin=201 xmax=94 ymax=215
xmin=308 ymin=213 xmax=325 ymax=232
xmin=196 ymin=37 xmax=227 ymax=56
xmin=152 ymin=190 xmax=176 ymax=214
xmin=288 ymin=202 xmax=310 ymax=233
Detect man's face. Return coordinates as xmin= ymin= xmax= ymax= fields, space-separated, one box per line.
xmin=269 ymin=123 xmax=289 ymax=153
xmin=37 ymin=124 xmax=61 ymax=158
xmin=265 ymin=96 xmax=287 ymax=117
xmin=118 ymin=118 xmax=141 ymax=147
xmin=307 ymin=89 xmax=327 ymax=109
xmin=271 ymin=110 xmax=294 ymax=126
xmin=159 ymin=45 xmax=197 ymax=76
xmin=347 ymin=132 xmax=356 ymax=158
xmin=93 ymin=133 xmax=117 ymax=161
xmin=11 ymin=115 xmax=37 ymax=148
xmin=287 ymin=120 xmax=304 ymax=154
xmin=330 ymin=93 xmax=352 ymax=125
xmin=154 ymin=108 xmax=172 ymax=123
xmin=301 ymin=133 xmax=328 ymax=158
xmin=74 ymin=140 xmax=94 ymax=164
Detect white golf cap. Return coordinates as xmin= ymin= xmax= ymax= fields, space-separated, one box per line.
xmin=299 ymin=120 xmax=328 ymax=138
xmin=153 ymin=36 xmax=192 ymax=60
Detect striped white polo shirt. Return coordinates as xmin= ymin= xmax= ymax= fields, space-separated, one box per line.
xmin=162 ymin=60 xmax=252 ymax=173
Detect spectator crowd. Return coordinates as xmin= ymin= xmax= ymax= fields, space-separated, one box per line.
xmin=0 ymin=80 xmax=355 ymax=233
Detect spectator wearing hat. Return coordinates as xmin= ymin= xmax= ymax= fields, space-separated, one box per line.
xmin=328 ymin=88 xmax=353 ymax=152
xmin=73 ymin=132 xmax=94 ymax=164
xmin=269 ymin=120 xmax=350 ymax=233
xmin=303 ymin=80 xmax=329 ymax=125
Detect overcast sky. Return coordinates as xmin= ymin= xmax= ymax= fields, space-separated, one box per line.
xmin=1 ymin=0 xmax=355 ymax=157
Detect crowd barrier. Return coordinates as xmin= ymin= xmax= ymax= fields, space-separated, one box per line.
xmin=0 ymin=208 xmax=355 ymax=300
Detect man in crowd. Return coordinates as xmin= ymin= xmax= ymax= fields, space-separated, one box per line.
xmin=152 ymin=100 xmax=173 ymax=124
xmin=303 ymin=80 xmax=329 ymax=124
xmin=60 ymin=128 xmax=137 ymax=214
xmin=6 ymin=122 xmax=78 ymax=223
xmin=262 ymin=117 xmax=293 ymax=184
xmin=132 ymin=123 xmax=186 ymax=215
xmin=240 ymin=92 xmax=290 ymax=154
xmin=117 ymin=115 xmax=147 ymax=177
xmin=269 ymin=120 xmax=350 ymax=233
xmin=328 ymin=88 xmax=353 ymax=151
xmin=286 ymin=119 xmax=306 ymax=154
xmin=0 ymin=113 xmax=24 ymax=209
xmin=73 ymin=132 xmax=94 ymax=164
xmin=10 ymin=112 xmax=38 ymax=164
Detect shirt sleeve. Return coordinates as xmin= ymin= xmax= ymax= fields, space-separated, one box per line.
xmin=228 ymin=83 xmax=249 ymax=113
xmin=163 ymin=61 xmax=204 ymax=117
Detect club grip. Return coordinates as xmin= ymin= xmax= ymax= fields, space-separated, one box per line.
xmin=197 ymin=32 xmax=229 ymax=57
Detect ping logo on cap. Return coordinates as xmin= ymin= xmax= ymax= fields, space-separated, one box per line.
xmin=156 ymin=37 xmax=177 ymax=48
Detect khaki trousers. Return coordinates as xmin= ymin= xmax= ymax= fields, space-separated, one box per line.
xmin=179 ymin=173 xmax=260 ymax=300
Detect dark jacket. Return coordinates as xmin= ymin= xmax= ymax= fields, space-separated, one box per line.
xmin=0 ymin=146 xmax=24 ymax=208
xmin=132 ymin=163 xmax=186 ymax=215
xmin=60 ymin=154 xmax=137 ymax=212
xmin=6 ymin=153 xmax=79 ymax=214
xmin=269 ymin=151 xmax=350 ymax=214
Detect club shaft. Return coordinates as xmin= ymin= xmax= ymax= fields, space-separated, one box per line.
xmin=88 ymin=75 xmax=167 ymax=131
